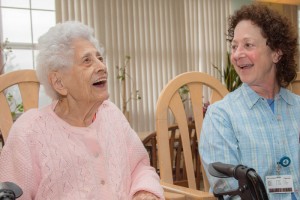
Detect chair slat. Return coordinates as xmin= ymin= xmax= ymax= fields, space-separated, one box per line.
xmin=0 ymin=92 xmax=13 ymax=140
xmin=188 ymin=83 xmax=204 ymax=141
xmin=169 ymin=92 xmax=197 ymax=189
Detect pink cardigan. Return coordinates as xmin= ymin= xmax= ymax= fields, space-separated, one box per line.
xmin=0 ymin=100 xmax=164 ymax=200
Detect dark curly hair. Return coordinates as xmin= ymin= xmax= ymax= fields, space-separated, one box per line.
xmin=227 ymin=4 xmax=298 ymax=87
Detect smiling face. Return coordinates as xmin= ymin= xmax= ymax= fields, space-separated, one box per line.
xmin=230 ymin=20 xmax=281 ymax=89
xmin=55 ymin=38 xmax=109 ymax=105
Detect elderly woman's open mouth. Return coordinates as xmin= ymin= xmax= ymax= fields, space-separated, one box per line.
xmin=93 ymin=79 xmax=107 ymax=87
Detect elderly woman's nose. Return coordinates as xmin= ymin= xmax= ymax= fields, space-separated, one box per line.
xmin=95 ymin=59 xmax=107 ymax=72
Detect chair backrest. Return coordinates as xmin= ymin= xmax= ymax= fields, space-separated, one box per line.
xmin=156 ymin=71 xmax=229 ymax=192
xmin=143 ymin=123 xmax=200 ymax=188
xmin=0 ymin=69 xmax=40 ymax=142
xmin=289 ymin=72 xmax=300 ymax=95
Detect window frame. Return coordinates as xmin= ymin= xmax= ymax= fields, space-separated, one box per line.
xmin=0 ymin=0 xmax=55 ymax=71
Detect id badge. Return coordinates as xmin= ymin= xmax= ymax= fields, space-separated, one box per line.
xmin=266 ymin=175 xmax=294 ymax=193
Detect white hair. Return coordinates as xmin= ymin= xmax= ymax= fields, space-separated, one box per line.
xmin=36 ymin=21 xmax=104 ymax=100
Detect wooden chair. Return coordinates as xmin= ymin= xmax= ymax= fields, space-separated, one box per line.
xmin=143 ymin=128 xmax=193 ymax=200
xmin=289 ymin=72 xmax=300 ymax=95
xmin=156 ymin=71 xmax=229 ymax=199
xmin=143 ymin=123 xmax=201 ymax=188
xmin=0 ymin=69 xmax=40 ymax=142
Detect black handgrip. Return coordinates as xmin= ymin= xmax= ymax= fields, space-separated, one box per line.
xmin=0 ymin=182 xmax=23 ymax=200
xmin=208 ymin=162 xmax=269 ymax=200
xmin=209 ymin=162 xmax=238 ymax=178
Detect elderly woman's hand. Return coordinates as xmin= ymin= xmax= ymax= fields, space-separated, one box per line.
xmin=132 ymin=190 xmax=160 ymax=200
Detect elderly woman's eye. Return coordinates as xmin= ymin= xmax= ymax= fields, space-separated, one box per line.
xmin=83 ymin=57 xmax=92 ymax=64
xmin=98 ymin=56 xmax=104 ymax=62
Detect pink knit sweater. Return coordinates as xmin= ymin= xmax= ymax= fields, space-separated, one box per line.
xmin=0 ymin=100 xmax=164 ymax=200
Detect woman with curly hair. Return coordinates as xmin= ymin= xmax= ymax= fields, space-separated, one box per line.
xmin=200 ymin=3 xmax=299 ymax=199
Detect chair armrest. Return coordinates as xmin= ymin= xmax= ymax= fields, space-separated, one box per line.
xmin=164 ymin=191 xmax=185 ymax=200
xmin=161 ymin=181 xmax=216 ymax=200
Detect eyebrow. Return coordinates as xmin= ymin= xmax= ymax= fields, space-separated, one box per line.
xmin=81 ymin=51 xmax=101 ymax=59
xmin=232 ymin=37 xmax=254 ymax=43
xmin=82 ymin=52 xmax=91 ymax=58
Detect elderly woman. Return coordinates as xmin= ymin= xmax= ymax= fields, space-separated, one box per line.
xmin=199 ymin=4 xmax=299 ymax=200
xmin=0 ymin=21 xmax=164 ymax=200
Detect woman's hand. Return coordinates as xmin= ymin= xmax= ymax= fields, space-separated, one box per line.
xmin=132 ymin=190 xmax=160 ymax=200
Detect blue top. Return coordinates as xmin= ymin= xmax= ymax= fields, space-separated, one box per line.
xmin=199 ymin=83 xmax=300 ymax=199
xmin=267 ymin=98 xmax=275 ymax=113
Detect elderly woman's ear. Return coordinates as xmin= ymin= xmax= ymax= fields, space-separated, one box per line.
xmin=49 ymin=71 xmax=68 ymax=96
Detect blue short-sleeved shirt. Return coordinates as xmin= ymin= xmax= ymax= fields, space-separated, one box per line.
xmin=199 ymin=83 xmax=300 ymax=200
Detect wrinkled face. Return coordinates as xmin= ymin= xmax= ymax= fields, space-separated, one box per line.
xmin=59 ymin=38 xmax=109 ymax=104
xmin=230 ymin=20 xmax=281 ymax=87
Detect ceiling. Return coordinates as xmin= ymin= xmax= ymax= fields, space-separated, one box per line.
xmin=256 ymin=0 xmax=300 ymax=5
